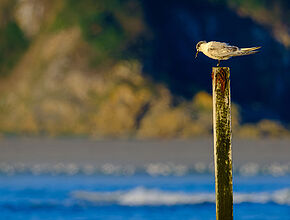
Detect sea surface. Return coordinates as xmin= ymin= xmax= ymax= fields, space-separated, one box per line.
xmin=0 ymin=174 xmax=289 ymax=220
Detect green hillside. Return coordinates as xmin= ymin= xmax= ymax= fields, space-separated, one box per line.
xmin=0 ymin=0 xmax=289 ymax=138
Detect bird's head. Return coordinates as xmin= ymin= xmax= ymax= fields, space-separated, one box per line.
xmin=195 ymin=41 xmax=206 ymax=58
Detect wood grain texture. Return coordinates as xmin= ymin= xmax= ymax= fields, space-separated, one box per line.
xmin=212 ymin=67 xmax=233 ymax=220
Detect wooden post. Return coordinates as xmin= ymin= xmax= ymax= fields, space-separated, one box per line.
xmin=212 ymin=67 xmax=233 ymax=220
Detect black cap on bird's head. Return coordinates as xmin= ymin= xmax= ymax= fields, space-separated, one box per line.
xmin=195 ymin=41 xmax=206 ymax=58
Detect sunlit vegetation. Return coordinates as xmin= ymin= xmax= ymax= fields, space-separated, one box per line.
xmin=51 ymin=0 xmax=146 ymax=66
xmin=0 ymin=0 xmax=288 ymax=138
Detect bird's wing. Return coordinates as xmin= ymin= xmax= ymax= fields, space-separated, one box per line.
xmin=240 ymin=46 xmax=261 ymax=51
xmin=208 ymin=42 xmax=238 ymax=57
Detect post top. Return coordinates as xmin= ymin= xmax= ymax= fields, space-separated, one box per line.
xmin=212 ymin=67 xmax=230 ymax=70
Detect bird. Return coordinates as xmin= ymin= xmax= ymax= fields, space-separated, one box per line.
xmin=195 ymin=41 xmax=261 ymax=66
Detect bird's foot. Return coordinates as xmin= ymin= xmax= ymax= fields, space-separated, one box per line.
xmin=217 ymin=60 xmax=220 ymax=67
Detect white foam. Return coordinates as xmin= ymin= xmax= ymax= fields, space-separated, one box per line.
xmin=0 ymin=162 xmax=289 ymax=176
xmin=145 ymin=163 xmax=188 ymax=176
xmin=71 ymin=187 xmax=290 ymax=206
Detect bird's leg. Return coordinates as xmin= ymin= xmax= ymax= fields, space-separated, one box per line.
xmin=217 ymin=60 xmax=220 ymax=67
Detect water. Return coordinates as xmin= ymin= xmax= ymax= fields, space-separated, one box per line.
xmin=0 ymin=174 xmax=289 ymax=220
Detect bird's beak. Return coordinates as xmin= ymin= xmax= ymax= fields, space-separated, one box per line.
xmin=195 ymin=51 xmax=199 ymax=58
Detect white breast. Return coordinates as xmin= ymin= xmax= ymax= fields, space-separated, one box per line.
xmin=200 ymin=42 xmax=231 ymax=60
xmin=200 ymin=43 xmax=219 ymax=60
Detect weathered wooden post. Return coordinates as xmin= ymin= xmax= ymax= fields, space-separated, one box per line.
xmin=212 ymin=67 xmax=233 ymax=220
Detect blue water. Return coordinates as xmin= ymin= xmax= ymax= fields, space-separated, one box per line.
xmin=0 ymin=174 xmax=289 ymax=220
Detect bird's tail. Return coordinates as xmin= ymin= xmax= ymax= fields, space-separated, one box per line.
xmin=240 ymin=46 xmax=261 ymax=51
xmin=232 ymin=46 xmax=261 ymax=56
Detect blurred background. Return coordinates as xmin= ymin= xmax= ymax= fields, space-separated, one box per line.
xmin=0 ymin=0 xmax=289 ymax=219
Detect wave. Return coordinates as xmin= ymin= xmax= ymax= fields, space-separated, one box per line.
xmin=0 ymin=162 xmax=289 ymax=176
xmin=71 ymin=187 xmax=290 ymax=206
